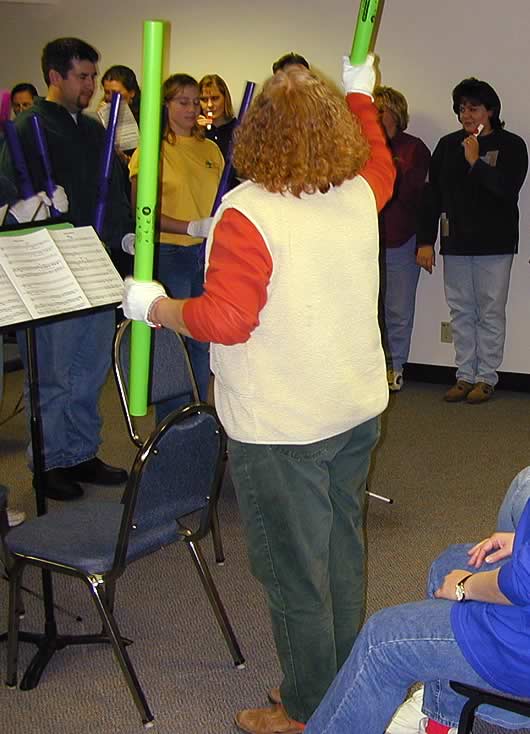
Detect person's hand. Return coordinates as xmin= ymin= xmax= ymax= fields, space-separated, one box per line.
xmin=467 ymin=532 xmax=515 ymax=568
xmin=342 ymin=53 xmax=376 ymax=98
xmin=49 ymin=185 xmax=68 ymax=214
xmin=197 ymin=112 xmax=214 ymax=128
xmin=8 ymin=192 xmax=49 ymax=222
xmin=463 ymin=134 xmax=480 ymax=166
xmin=121 ymin=276 xmax=168 ymax=326
xmin=121 ymin=232 xmax=135 ymax=255
xmin=416 ymin=244 xmax=435 ymax=273
xmin=434 ymin=570 xmax=472 ymax=601
xmin=187 ymin=217 xmax=213 ymax=239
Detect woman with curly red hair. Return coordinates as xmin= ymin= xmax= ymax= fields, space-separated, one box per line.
xmin=124 ymin=55 xmax=395 ymax=734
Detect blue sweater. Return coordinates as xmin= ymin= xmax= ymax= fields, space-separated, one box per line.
xmin=452 ymin=499 xmax=530 ymax=696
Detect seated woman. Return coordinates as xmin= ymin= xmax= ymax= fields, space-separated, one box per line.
xmin=198 ymin=74 xmax=239 ymax=190
xmin=129 ymin=73 xmax=224 ymax=407
xmin=304 ymin=466 xmax=530 ymax=734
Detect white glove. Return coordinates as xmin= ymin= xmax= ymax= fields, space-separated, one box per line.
xmin=121 ymin=232 xmax=136 ymax=255
xmin=50 ymin=185 xmax=68 ymax=214
xmin=342 ymin=53 xmax=376 ymax=98
xmin=187 ymin=216 xmax=213 ymax=239
xmin=122 ymin=276 xmax=168 ymax=327
xmin=8 ymin=192 xmax=50 ymax=223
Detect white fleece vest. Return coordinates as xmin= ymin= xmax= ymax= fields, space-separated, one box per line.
xmin=207 ymin=179 xmax=388 ymax=444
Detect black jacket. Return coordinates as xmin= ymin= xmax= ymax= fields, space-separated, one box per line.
xmin=418 ymin=127 xmax=528 ymax=255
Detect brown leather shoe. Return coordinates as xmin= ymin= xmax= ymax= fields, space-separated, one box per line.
xmin=268 ymin=687 xmax=281 ymax=705
xmin=235 ymin=704 xmax=305 ymax=733
xmin=466 ymin=382 xmax=494 ymax=404
xmin=443 ymin=380 xmax=474 ymax=402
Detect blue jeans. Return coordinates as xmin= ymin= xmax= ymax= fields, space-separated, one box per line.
xmin=443 ymin=254 xmax=513 ymax=386
xmin=16 ymin=309 xmax=115 ymax=471
xmin=228 ymin=417 xmax=380 ymax=723
xmin=381 ymin=236 xmax=420 ymax=372
xmin=496 ymin=465 xmax=530 ymax=532
xmin=305 ymin=474 xmax=530 ymax=733
xmin=156 ymin=244 xmax=209 ymax=418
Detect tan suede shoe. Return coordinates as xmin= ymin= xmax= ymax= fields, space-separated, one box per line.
xmin=443 ymin=380 xmax=474 ymax=402
xmin=235 ymin=704 xmax=305 ymax=733
xmin=466 ymin=382 xmax=494 ymax=404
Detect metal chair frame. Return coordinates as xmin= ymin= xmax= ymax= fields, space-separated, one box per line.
xmin=113 ymin=319 xmax=225 ymax=563
xmin=450 ymin=681 xmax=530 ymax=733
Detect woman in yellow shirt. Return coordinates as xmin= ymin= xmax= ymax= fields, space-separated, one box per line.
xmin=129 ymin=73 xmax=224 ymax=406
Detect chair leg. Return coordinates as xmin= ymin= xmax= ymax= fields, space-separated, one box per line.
xmin=6 ymin=560 xmax=25 ymax=687
xmin=85 ymin=576 xmax=154 ymax=728
xmin=457 ymin=699 xmax=476 ymax=734
xmin=186 ymin=539 xmax=244 ymax=667
xmin=211 ymin=504 xmax=225 ymax=565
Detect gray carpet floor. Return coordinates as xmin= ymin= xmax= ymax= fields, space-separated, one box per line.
xmin=1 ymin=368 xmax=530 ymax=733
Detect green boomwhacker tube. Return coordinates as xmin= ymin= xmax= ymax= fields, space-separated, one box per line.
xmin=350 ymin=0 xmax=380 ymax=64
xmin=129 ymin=20 xmax=164 ymax=415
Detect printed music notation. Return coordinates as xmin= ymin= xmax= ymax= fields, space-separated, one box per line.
xmin=97 ymin=101 xmax=139 ymax=152
xmin=0 ymin=226 xmax=124 ymax=327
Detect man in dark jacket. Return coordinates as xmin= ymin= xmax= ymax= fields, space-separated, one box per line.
xmin=0 ymin=37 xmax=132 ymax=500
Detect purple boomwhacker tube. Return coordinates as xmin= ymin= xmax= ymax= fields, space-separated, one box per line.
xmin=210 ymin=80 xmax=256 ymax=214
xmin=30 ymin=115 xmax=60 ymax=217
xmin=4 ymin=121 xmax=35 ymax=199
xmin=93 ymin=91 xmax=121 ymax=235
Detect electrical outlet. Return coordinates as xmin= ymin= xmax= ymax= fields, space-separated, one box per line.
xmin=441 ymin=321 xmax=453 ymax=344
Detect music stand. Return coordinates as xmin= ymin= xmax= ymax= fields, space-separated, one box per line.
xmin=0 ymin=220 xmax=124 ymax=689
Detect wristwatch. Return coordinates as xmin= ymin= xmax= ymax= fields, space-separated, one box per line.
xmin=455 ymin=574 xmax=473 ymax=602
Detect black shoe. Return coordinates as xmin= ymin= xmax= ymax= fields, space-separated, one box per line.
xmin=34 ymin=469 xmax=84 ymax=502
xmin=66 ymin=457 xmax=128 ymax=486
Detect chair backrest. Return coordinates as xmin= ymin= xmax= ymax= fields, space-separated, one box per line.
xmin=114 ymin=403 xmax=226 ymax=569
xmin=113 ymin=319 xmax=200 ymax=443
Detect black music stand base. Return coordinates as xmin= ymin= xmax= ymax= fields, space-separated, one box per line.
xmin=3 ymin=629 xmax=116 ymax=689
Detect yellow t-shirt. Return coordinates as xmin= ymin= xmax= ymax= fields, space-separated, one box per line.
xmin=129 ymin=136 xmax=224 ymax=245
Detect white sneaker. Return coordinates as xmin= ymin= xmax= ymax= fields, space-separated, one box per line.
xmin=386 ymin=688 xmax=426 ymax=733
xmin=7 ymin=508 xmax=26 ymax=528
xmin=387 ymin=369 xmax=403 ymax=392
xmin=386 ymin=687 xmax=457 ymax=734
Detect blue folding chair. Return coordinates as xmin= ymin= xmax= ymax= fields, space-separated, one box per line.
xmin=5 ymin=403 xmax=244 ymax=727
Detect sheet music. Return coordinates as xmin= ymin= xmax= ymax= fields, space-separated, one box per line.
xmin=98 ymin=101 xmax=139 ymax=152
xmin=51 ymin=226 xmax=124 ymax=307
xmin=0 ymin=229 xmax=90 ymax=320
xmin=0 ymin=267 xmax=32 ymax=327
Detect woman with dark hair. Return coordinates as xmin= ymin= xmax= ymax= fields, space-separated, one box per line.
xmin=128 ymin=73 xmax=223 ymax=405
xmin=123 ymin=55 xmax=395 ymax=733
xmin=374 ymin=86 xmax=430 ymax=392
xmin=101 ymin=65 xmax=141 ymax=124
xmin=417 ymin=77 xmax=527 ymax=404
xmin=198 ymin=74 xmax=238 ymax=190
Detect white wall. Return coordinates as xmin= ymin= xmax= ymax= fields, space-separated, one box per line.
xmin=1 ymin=0 xmax=529 ymax=371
